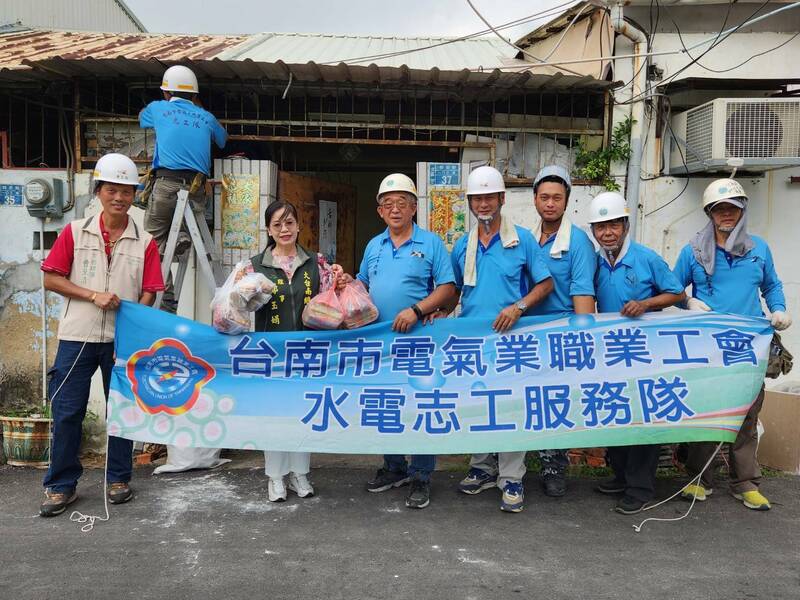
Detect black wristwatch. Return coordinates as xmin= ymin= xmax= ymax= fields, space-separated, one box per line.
xmin=411 ymin=304 xmax=424 ymax=319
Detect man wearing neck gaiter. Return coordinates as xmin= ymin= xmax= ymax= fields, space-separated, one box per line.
xmin=673 ymin=178 xmax=791 ymax=511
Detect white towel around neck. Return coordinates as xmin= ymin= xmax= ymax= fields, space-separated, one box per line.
xmin=462 ymin=216 xmax=519 ymax=287
xmin=533 ymin=215 xmax=573 ymax=258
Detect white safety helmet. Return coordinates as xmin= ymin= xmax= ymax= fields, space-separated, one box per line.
xmin=376 ymin=173 xmax=418 ymax=202
xmin=534 ymin=164 xmax=572 ymax=193
xmin=93 ymin=153 xmax=140 ymax=187
xmin=161 ymin=65 xmax=199 ymax=94
xmin=588 ymin=191 xmax=630 ymax=224
xmin=702 ymin=178 xmax=747 ymax=211
xmin=466 ymin=166 xmax=505 ymax=196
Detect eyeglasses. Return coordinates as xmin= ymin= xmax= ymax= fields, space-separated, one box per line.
xmin=379 ymin=199 xmax=414 ymax=210
xmin=269 ymin=219 xmax=297 ymax=231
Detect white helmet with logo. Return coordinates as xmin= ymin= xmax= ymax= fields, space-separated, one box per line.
xmin=161 ymin=65 xmax=199 ymax=94
xmin=466 ymin=165 xmax=505 ymax=196
xmin=93 ymin=153 xmax=140 ymax=187
xmin=588 ymin=191 xmax=630 ymax=224
xmin=376 ymin=173 xmax=417 ymax=202
xmin=702 ymin=178 xmax=747 ymax=211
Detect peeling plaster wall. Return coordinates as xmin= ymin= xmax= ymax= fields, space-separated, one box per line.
xmin=0 ymin=170 xmax=149 ymax=446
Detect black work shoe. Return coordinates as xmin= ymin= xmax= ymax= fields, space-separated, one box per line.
xmin=107 ymin=482 xmax=134 ymax=505
xmin=595 ymin=478 xmax=627 ymax=495
xmin=39 ymin=490 xmax=77 ymax=517
xmin=541 ymin=474 xmax=566 ymax=497
xmin=174 ymin=232 xmax=192 ymax=256
xmin=615 ymin=495 xmax=649 ymax=515
xmin=405 ymin=479 xmax=431 ymax=509
xmin=366 ymin=468 xmax=411 ymax=493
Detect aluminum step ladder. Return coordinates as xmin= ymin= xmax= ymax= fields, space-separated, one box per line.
xmin=154 ymin=188 xmax=224 ymax=309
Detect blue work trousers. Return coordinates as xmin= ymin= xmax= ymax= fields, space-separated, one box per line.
xmin=383 ymin=454 xmax=435 ymax=482
xmin=43 ymin=341 xmax=133 ymax=494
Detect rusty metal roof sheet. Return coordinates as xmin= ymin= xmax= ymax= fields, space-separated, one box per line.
xmin=0 ymin=28 xmax=247 ymax=69
xmin=0 ymin=28 xmax=617 ymax=97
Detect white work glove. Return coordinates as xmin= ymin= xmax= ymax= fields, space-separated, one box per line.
xmin=687 ymin=297 xmax=712 ymax=312
xmin=770 ymin=310 xmax=792 ymax=331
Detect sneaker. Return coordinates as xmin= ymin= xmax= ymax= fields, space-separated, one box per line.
xmin=500 ymin=481 xmax=524 ymax=513
xmin=107 ymin=482 xmax=133 ymax=505
xmin=366 ymin=468 xmax=410 ymax=493
xmin=268 ymin=477 xmax=287 ymax=502
xmin=615 ymin=495 xmax=648 ymax=515
xmin=287 ymin=473 xmax=315 ymax=498
xmin=39 ymin=490 xmax=77 ymax=518
xmin=405 ymin=479 xmax=431 ymax=509
xmin=458 ymin=468 xmax=498 ymax=495
xmin=681 ymin=483 xmax=712 ymax=502
xmin=541 ymin=474 xmax=566 ymax=497
xmin=595 ymin=478 xmax=626 ymax=495
xmin=732 ymin=490 xmax=771 ymax=511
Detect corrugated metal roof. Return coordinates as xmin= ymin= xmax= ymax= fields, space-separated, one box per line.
xmin=217 ymin=32 xmax=517 ymax=70
xmin=0 ymin=28 xmax=617 ymax=97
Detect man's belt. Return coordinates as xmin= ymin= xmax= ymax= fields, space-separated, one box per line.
xmin=155 ymin=168 xmax=203 ymax=182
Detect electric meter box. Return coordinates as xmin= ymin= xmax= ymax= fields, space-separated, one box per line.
xmin=24 ymin=178 xmax=64 ymax=218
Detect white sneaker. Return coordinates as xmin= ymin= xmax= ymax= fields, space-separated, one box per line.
xmin=287 ymin=473 xmax=315 ymax=498
xmin=268 ymin=477 xmax=287 ymax=502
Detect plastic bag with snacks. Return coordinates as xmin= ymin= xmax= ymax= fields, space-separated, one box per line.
xmin=211 ymin=261 xmax=276 ymax=335
xmin=339 ymin=280 xmax=379 ymax=329
xmin=302 ymin=288 xmax=345 ymax=330
xmin=234 ymin=271 xmax=276 ymax=312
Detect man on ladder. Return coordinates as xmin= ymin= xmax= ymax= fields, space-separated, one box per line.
xmin=140 ymin=65 xmax=228 ymax=312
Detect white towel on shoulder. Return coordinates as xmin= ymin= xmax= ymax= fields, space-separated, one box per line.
xmin=533 ymin=215 xmax=573 ymax=258
xmin=463 ymin=216 xmax=519 ymax=287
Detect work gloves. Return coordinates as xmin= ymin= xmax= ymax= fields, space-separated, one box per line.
xmin=770 ymin=311 xmax=792 ymax=331
xmin=687 ymin=298 xmax=711 ymax=312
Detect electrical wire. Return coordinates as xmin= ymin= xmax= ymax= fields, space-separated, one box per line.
xmin=463 ymin=0 xmax=585 ymax=77
xmin=668 ymin=0 xmax=800 ymax=76
xmin=643 ymin=112 xmax=690 ymax=217
xmin=465 ymin=0 xmax=526 ymax=55
xmin=615 ymin=0 xmax=767 ymax=106
xmin=537 ymin=3 xmax=591 ymax=62
xmin=318 ymin=1 xmax=577 ymax=66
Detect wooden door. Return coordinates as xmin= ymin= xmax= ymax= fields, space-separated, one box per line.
xmin=277 ymin=171 xmax=357 ymax=275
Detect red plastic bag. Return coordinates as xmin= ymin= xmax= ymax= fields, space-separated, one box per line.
xmin=338 ymin=281 xmax=378 ymax=329
xmin=302 ymin=288 xmax=345 ymax=330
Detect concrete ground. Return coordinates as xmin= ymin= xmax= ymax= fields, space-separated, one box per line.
xmin=1 ymin=454 xmax=798 ymax=600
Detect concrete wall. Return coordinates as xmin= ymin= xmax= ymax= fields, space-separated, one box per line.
xmin=606 ymin=14 xmax=800 ymax=388
xmin=0 ymin=170 xmax=131 ymax=444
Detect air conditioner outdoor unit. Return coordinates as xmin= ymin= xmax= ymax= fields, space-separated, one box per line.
xmin=669 ymin=98 xmax=800 ymax=174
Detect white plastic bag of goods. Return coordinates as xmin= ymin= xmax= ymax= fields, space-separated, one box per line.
xmin=153 ymin=446 xmax=231 ymax=474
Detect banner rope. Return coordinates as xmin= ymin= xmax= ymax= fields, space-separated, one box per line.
xmin=632 ymin=441 xmax=724 ymax=533
xmin=42 ymin=310 xmax=113 ymax=533
xmin=69 ymin=435 xmax=111 ymax=533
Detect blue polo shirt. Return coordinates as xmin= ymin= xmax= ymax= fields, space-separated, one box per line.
xmin=673 ymin=235 xmax=786 ymax=318
xmin=595 ymin=241 xmax=684 ymax=313
xmin=529 ymin=224 xmax=596 ymax=316
xmin=139 ymin=98 xmax=227 ymax=176
xmin=357 ymin=224 xmax=455 ymax=322
xmin=451 ymin=225 xmax=551 ymax=319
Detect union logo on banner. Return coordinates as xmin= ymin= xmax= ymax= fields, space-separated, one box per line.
xmin=126 ymin=338 xmax=215 ymax=415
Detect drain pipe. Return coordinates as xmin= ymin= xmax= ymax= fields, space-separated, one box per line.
xmin=611 ymin=2 xmax=648 ymax=241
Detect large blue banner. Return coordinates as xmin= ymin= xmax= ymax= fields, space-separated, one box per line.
xmin=108 ymin=302 xmax=771 ymax=453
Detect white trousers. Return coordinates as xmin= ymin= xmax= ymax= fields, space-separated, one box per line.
xmin=263 ymin=451 xmax=310 ymax=479
xmin=469 ymin=452 xmax=526 ymax=487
